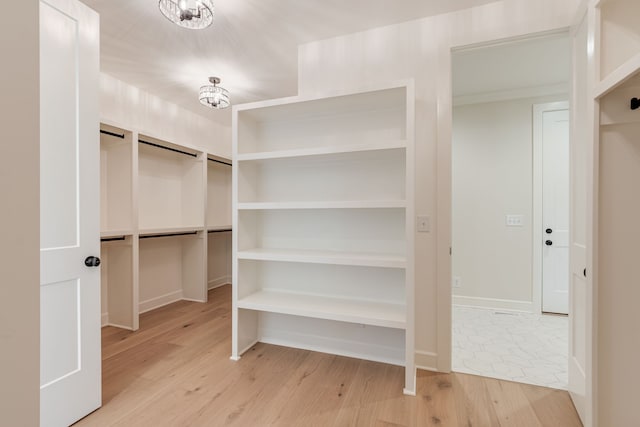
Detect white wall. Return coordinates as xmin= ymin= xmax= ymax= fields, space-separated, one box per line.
xmin=0 ymin=1 xmax=40 ymax=424
xmin=100 ymin=73 xmax=232 ymax=159
xmin=452 ymin=95 xmax=566 ymax=311
xmin=297 ymin=0 xmax=580 ymax=370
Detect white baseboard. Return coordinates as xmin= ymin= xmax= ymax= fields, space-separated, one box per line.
xmin=259 ymin=336 xmax=405 ymax=367
xmin=139 ymin=290 xmax=183 ymax=314
xmin=415 ymin=350 xmax=438 ymax=372
xmin=453 ymin=295 xmax=534 ymax=313
xmin=208 ymin=276 xmax=232 ymax=290
xmin=101 ymin=312 xmax=108 ymax=327
xmin=105 ymin=322 xmax=135 ymax=331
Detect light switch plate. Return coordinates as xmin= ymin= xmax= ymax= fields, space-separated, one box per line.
xmin=505 ymin=215 xmax=524 ymax=227
xmin=417 ymin=215 xmax=430 ymax=232
xmin=453 ymin=276 xmax=461 ymax=288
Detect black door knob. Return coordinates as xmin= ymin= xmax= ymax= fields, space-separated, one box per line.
xmin=85 ymin=256 xmax=101 ymax=267
xmin=545 ymin=240 xmax=553 ymax=246
xmin=546 ymin=228 xmax=553 ymax=234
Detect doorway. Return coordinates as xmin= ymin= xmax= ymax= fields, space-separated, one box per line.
xmin=451 ymin=33 xmax=571 ymax=389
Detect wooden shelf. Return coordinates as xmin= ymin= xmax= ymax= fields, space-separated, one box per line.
xmin=238 ymin=200 xmax=406 ymax=210
xmin=596 ymin=52 xmax=640 ymax=99
xmin=101 ymin=229 xmax=134 ymax=238
xmin=238 ymin=290 xmax=406 ymax=329
xmin=237 ymin=141 xmax=406 ymax=162
xmin=238 ymin=248 xmax=406 ymax=268
xmin=139 ymin=226 xmax=204 ymax=237
xmin=207 ymin=225 xmax=232 ymax=232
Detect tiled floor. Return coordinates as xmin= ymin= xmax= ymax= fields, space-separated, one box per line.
xmin=452 ymin=305 xmax=568 ymax=390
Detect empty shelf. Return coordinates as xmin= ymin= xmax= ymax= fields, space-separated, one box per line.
xmin=237 ymin=141 xmax=407 ymax=161
xmin=237 ymin=290 xmax=406 ymax=329
xmin=238 ymin=248 xmax=406 ymax=268
xmin=237 ymin=200 xmax=406 ymax=210
xmin=138 ymin=226 xmax=204 ymax=236
xmin=101 ymin=229 xmax=134 ymax=238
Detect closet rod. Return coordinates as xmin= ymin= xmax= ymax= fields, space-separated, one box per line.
xmin=101 ymin=236 xmax=126 ymax=242
xmin=139 ymin=231 xmax=198 ymax=240
xmin=207 ymin=158 xmax=232 ymax=166
xmin=631 ymin=97 xmax=640 ymax=111
xmin=208 ymin=229 xmax=232 ymax=233
xmin=138 ymin=139 xmax=198 ymax=158
xmin=100 ymin=129 xmax=125 ymax=139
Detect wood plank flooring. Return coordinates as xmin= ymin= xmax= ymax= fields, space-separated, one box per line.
xmin=75 ymin=285 xmax=582 ymax=426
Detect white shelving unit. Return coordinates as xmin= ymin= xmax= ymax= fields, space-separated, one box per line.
xmin=138 ymin=231 xmax=206 ymax=312
xmin=101 ymin=236 xmax=137 ymax=330
xmin=99 ymin=124 xmax=137 ymax=330
xmin=207 ymin=155 xmax=232 ymax=290
xmin=99 ymin=123 xmax=232 ymax=331
xmin=100 ymin=124 xmax=134 ymax=235
xmin=232 ymin=82 xmax=416 ymax=394
xmin=593 ymin=1 xmax=640 ymax=422
xmin=598 ymin=0 xmax=640 ymax=84
xmin=138 ymin=135 xmax=204 ymax=232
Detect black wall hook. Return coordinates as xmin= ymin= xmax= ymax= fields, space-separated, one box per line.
xmin=631 ymin=97 xmax=640 ymax=111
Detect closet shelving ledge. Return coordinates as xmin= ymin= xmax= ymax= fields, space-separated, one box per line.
xmin=236 ymin=140 xmax=407 ymax=161
xmin=595 ymin=52 xmax=640 ymax=98
xmin=237 ymin=200 xmax=407 ymax=210
xmin=237 ymin=248 xmax=406 ymax=269
xmin=237 ymin=290 xmax=406 ymax=329
xmin=597 ymin=0 xmax=640 ymax=89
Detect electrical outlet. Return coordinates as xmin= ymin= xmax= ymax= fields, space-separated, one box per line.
xmin=453 ymin=276 xmax=461 ymax=288
xmin=417 ymin=215 xmax=430 ymax=232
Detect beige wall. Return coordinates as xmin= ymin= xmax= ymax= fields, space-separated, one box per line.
xmin=452 ymin=95 xmax=566 ymax=309
xmin=0 ymin=0 xmax=40 ymax=424
xmin=100 ymin=73 xmax=232 ymax=159
xmin=298 ymin=0 xmax=580 ymax=369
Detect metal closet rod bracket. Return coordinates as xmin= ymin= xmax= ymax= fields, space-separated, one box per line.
xmin=631 ymin=97 xmax=640 ymax=111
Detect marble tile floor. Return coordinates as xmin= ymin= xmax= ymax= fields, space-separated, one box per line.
xmin=452 ymin=305 xmax=568 ymax=390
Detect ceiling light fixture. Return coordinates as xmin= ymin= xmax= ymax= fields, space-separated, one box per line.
xmin=158 ymin=0 xmax=214 ymax=30
xmin=199 ymin=77 xmax=230 ymax=109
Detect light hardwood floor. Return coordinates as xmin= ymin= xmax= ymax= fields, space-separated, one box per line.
xmin=76 ymin=285 xmax=582 ymax=427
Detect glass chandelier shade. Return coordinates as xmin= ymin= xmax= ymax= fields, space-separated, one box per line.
xmin=199 ymin=77 xmax=230 ymax=109
xmin=158 ymin=0 xmax=214 ymax=30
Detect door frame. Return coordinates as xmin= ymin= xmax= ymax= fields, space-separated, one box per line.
xmin=438 ymin=16 xmax=595 ymax=426
xmin=532 ymin=101 xmax=570 ymax=314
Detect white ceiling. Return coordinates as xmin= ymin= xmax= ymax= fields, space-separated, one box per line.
xmin=452 ymin=33 xmax=571 ymax=99
xmin=81 ymin=0 xmax=498 ymax=124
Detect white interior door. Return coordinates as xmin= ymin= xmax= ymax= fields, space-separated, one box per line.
xmin=542 ymin=107 xmax=570 ymax=314
xmin=567 ymin=4 xmax=593 ymax=424
xmin=40 ymin=0 xmax=101 ymax=425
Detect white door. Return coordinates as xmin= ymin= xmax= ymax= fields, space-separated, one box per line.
xmin=541 ymin=107 xmax=570 ymax=314
xmin=40 ymin=0 xmax=101 ymax=426
xmin=567 ymin=4 xmax=594 ymax=424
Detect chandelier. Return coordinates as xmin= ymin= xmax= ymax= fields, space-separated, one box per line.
xmin=199 ymin=77 xmax=230 ymax=109
xmin=158 ymin=0 xmax=214 ymax=30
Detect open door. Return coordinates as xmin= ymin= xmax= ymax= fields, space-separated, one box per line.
xmin=39 ymin=0 xmax=101 ymax=425
xmin=568 ymin=3 xmax=595 ymax=425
